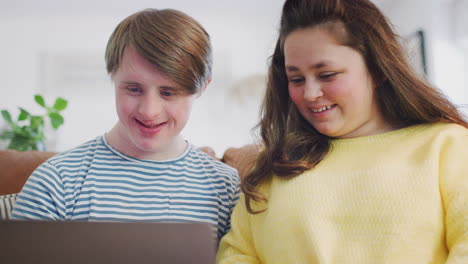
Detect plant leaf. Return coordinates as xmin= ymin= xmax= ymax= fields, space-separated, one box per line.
xmin=53 ymin=97 xmax=68 ymax=111
xmin=0 ymin=130 xmax=15 ymax=140
xmin=49 ymin=112 xmax=64 ymax=129
xmin=22 ymin=125 xmax=35 ymax=137
xmin=18 ymin=107 xmax=30 ymax=121
xmin=8 ymin=134 xmax=32 ymax=151
xmin=30 ymin=116 xmax=44 ymax=130
xmin=1 ymin=110 xmax=13 ymax=124
xmin=34 ymin=94 xmax=46 ymax=107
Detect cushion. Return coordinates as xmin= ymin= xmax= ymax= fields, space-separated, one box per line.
xmin=0 ymin=149 xmax=57 ymax=195
xmin=0 ymin=193 xmax=18 ymax=220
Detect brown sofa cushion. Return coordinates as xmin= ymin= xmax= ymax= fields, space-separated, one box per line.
xmin=0 ymin=145 xmax=259 ymax=196
xmin=0 ymin=150 xmax=57 ymax=195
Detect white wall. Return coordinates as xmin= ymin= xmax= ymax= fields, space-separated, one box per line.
xmin=376 ymin=0 xmax=468 ymax=114
xmin=0 ymin=1 xmax=283 ymax=155
xmin=1 ymin=0 xmax=467 ymax=155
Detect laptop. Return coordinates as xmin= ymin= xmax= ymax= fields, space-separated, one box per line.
xmin=0 ymin=221 xmax=216 ymax=264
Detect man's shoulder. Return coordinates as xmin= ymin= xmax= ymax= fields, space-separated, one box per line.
xmin=47 ymin=136 xmax=110 ymax=166
xmin=185 ymin=146 xmax=239 ymax=181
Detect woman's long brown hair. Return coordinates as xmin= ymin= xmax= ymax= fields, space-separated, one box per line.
xmin=242 ymin=0 xmax=468 ymax=214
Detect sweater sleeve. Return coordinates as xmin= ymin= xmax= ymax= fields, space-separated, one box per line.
xmin=216 ymin=194 xmax=261 ymax=264
xmin=439 ymin=128 xmax=468 ymax=263
xmin=11 ymin=161 xmax=66 ymax=220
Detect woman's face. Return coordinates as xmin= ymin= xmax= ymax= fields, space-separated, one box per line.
xmin=284 ymin=26 xmax=392 ymax=138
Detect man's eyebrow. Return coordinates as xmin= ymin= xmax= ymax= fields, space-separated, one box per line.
xmin=121 ymin=81 xmax=142 ymax=85
xmin=120 ymin=81 xmax=182 ymax=91
xmin=160 ymin=86 xmax=178 ymax=90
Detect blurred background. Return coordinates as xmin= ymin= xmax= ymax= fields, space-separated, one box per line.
xmin=0 ymin=0 xmax=467 ymax=156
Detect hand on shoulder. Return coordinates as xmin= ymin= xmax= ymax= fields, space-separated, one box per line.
xmin=222 ymin=144 xmax=260 ymax=180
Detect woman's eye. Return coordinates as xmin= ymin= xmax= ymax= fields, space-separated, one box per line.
xmin=288 ymin=77 xmax=304 ymax=84
xmin=319 ymin=72 xmax=338 ymax=80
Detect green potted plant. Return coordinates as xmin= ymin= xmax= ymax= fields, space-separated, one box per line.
xmin=0 ymin=94 xmax=68 ymax=151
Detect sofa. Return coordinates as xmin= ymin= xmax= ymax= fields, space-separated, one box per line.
xmin=0 ymin=145 xmax=258 ymax=220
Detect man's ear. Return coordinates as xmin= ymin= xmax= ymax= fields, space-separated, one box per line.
xmin=197 ymin=79 xmax=211 ymax=98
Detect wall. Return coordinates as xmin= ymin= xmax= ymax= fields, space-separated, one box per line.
xmin=376 ymin=0 xmax=468 ymax=114
xmin=1 ymin=0 xmax=467 ymax=155
xmin=0 ymin=1 xmax=283 ymax=155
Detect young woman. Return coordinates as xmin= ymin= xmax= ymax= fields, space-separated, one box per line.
xmin=217 ymin=0 xmax=468 ymax=263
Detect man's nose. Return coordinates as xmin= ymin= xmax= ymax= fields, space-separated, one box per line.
xmin=138 ymin=93 xmax=163 ymax=120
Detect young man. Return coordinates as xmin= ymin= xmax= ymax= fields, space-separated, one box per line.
xmin=12 ymin=8 xmax=240 ymax=240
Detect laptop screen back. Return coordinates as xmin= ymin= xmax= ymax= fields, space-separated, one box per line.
xmin=0 ymin=221 xmax=216 ymax=264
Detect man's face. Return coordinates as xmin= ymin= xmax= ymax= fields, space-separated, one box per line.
xmin=108 ymin=46 xmax=198 ymax=160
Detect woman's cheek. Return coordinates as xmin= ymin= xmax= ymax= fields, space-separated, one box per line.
xmin=288 ymin=86 xmax=303 ymax=105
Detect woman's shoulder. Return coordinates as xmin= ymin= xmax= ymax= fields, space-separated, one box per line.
xmin=377 ymin=122 xmax=467 ymax=142
xmin=423 ymin=122 xmax=467 ymax=133
xmin=405 ymin=123 xmax=468 ymax=155
xmin=414 ymin=122 xmax=468 ymax=140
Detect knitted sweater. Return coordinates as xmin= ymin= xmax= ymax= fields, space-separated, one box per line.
xmin=217 ymin=123 xmax=468 ymax=264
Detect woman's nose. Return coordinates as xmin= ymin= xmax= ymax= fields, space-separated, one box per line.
xmin=303 ymin=80 xmax=323 ymax=102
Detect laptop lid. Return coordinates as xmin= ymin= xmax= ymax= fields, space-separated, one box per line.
xmin=0 ymin=221 xmax=216 ymax=264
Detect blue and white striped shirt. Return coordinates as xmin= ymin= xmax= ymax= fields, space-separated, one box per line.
xmin=12 ymin=136 xmax=240 ymax=239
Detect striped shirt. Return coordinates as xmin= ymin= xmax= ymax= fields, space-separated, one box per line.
xmin=11 ymin=136 xmax=240 ymax=239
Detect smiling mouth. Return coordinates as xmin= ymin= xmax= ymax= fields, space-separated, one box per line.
xmin=311 ymin=105 xmax=334 ymax=113
xmin=137 ymin=120 xmax=166 ymax=128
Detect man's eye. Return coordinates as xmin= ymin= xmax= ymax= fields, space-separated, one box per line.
xmin=161 ymin=90 xmax=173 ymax=96
xmin=161 ymin=88 xmax=179 ymax=97
xmin=127 ymin=86 xmax=141 ymax=93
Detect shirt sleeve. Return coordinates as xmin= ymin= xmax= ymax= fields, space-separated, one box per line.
xmin=439 ymin=127 xmax=468 ymax=263
xmin=11 ymin=161 xmax=66 ymax=220
xmin=216 ymin=194 xmax=261 ymax=264
xmin=223 ymin=171 xmax=241 ymax=234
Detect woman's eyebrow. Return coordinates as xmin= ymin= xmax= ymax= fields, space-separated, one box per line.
xmin=285 ymin=61 xmax=330 ymax=72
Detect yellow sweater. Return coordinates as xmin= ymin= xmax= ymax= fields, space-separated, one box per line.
xmin=217 ymin=123 xmax=468 ymax=264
